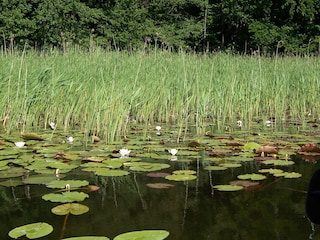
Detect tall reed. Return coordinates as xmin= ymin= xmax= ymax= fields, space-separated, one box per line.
xmin=0 ymin=48 xmax=319 ymax=142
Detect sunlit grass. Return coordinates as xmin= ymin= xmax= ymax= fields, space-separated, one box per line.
xmin=0 ymin=48 xmax=319 ymax=142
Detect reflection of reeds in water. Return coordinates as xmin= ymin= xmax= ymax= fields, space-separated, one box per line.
xmin=1 ymin=49 xmax=319 ymax=142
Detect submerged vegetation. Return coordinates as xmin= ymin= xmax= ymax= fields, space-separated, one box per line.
xmin=0 ymin=48 xmax=320 ymax=143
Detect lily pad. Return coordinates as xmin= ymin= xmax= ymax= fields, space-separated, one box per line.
xmin=51 ymin=203 xmax=89 ymax=215
xmin=46 ymin=180 xmax=89 ymax=189
xmin=21 ymin=132 xmax=44 ymax=141
xmin=237 ymin=173 xmax=266 ymax=181
xmin=172 ymin=170 xmax=197 ymax=175
xmin=243 ymin=142 xmax=261 ymax=151
xmin=273 ymin=171 xmax=302 ymax=178
xmin=146 ymin=183 xmax=174 ymax=189
xmin=213 ymin=184 xmax=244 ymax=191
xmin=219 ymin=163 xmax=242 ymax=168
xmin=42 ymin=191 xmax=89 ymax=203
xmin=262 ymin=160 xmax=295 ymax=166
xmin=114 ymin=230 xmax=169 ymax=240
xmin=23 ymin=175 xmax=58 ymax=185
xmin=102 ymin=159 xmax=125 ymax=169
xmin=204 ymin=166 xmax=228 ymax=171
xmin=165 ymin=174 xmax=197 ymax=181
xmin=63 ymin=237 xmax=109 ymax=240
xmin=8 ymin=222 xmax=53 ymax=239
xmin=0 ymin=179 xmax=24 ymax=187
xmin=259 ymin=168 xmax=284 ymax=175
xmin=128 ymin=163 xmax=170 ymax=172
xmin=95 ymin=169 xmax=130 ymax=177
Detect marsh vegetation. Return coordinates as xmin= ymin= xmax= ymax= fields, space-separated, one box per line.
xmin=0 ymin=49 xmax=319 ymax=143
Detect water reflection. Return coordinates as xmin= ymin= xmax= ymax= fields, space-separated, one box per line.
xmin=306 ymin=168 xmax=320 ymax=239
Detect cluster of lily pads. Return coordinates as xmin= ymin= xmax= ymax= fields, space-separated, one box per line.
xmin=1 ymin=122 xmax=319 ymax=238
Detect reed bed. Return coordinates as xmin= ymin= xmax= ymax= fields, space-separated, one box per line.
xmin=0 ymin=48 xmax=319 ymax=142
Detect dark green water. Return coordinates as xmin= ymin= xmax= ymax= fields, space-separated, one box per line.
xmin=0 ymin=154 xmax=319 ymax=240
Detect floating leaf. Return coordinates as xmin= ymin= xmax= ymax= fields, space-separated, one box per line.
xmin=146 ymin=183 xmax=174 ymax=189
xmin=51 ymin=203 xmax=89 ymax=215
xmin=219 ymin=163 xmax=242 ymax=168
xmin=259 ymin=168 xmax=284 ymax=175
xmin=243 ymin=142 xmax=261 ymax=151
xmin=165 ymin=174 xmax=197 ymax=181
xmin=229 ymin=180 xmax=260 ymax=188
xmin=273 ymin=171 xmax=302 ymax=178
xmin=172 ymin=170 xmax=196 ymax=175
xmin=213 ymin=184 xmax=244 ymax=191
xmin=114 ymin=230 xmax=169 ymax=240
xmin=21 ymin=132 xmax=44 ymax=141
xmin=0 ymin=179 xmax=24 ymax=187
xmin=23 ymin=175 xmax=58 ymax=185
xmin=299 ymin=144 xmax=320 ymax=153
xmin=129 ymin=163 xmax=170 ymax=172
xmin=102 ymin=159 xmax=125 ymax=169
xmin=262 ymin=160 xmax=295 ymax=166
xmin=237 ymin=173 xmax=266 ymax=181
xmin=63 ymin=237 xmax=109 ymax=240
xmin=146 ymin=172 xmax=170 ymax=178
xmin=95 ymin=169 xmax=129 ymax=177
xmin=8 ymin=222 xmax=53 ymax=239
xmin=283 ymin=172 xmax=302 ymax=178
xmin=204 ymin=166 xmax=227 ymax=171
xmin=46 ymin=180 xmax=89 ymax=189
xmin=42 ymin=192 xmax=89 ymax=203
xmin=256 ymin=145 xmax=278 ymax=155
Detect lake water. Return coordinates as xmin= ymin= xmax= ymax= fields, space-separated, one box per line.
xmin=0 ymin=124 xmax=320 ymax=239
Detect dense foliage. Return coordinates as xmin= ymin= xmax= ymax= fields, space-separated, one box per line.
xmin=1 ymin=0 xmax=320 ymax=54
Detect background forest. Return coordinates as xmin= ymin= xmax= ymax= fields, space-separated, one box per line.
xmin=1 ymin=0 xmax=320 ymax=54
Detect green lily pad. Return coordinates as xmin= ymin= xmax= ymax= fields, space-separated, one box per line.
xmin=219 ymin=163 xmax=242 ymax=168
xmin=114 ymin=230 xmax=169 ymax=240
xmin=204 ymin=166 xmax=228 ymax=171
xmin=273 ymin=171 xmax=302 ymax=178
xmin=213 ymin=184 xmax=244 ymax=191
xmin=129 ymin=163 xmax=170 ymax=172
xmin=46 ymin=180 xmax=89 ymax=189
xmin=0 ymin=179 xmax=24 ymax=187
xmin=63 ymin=237 xmax=109 ymax=240
xmin=243 ymin=142 xmax=261 ymax=151
xmin=21 ymin=132 xmax=44 ymax=141
xmin=237 ymin=173 xmax=266 ymax=181
xmin=51 ymin=203 xmax=89 ymax=215
xmin=165 ymin=174 xmax=197 ymax=181
xmin=172 ymin=170 xmax=197 ymax=175
xmin=95 ymin=169 xmax=130 ymax=177
xmin=259 ymin=168 xmax=284 ymax=174
xmin=42 ymin=191 xmax=89 ymax=203
xmin=262 ymin=160 xmax=295 ymax=166
xmin=102 ymin=159 xmax=125 ymax=169
xmin=8 ymin=222 xmax=53 ymax=239
xmin=0 ymin=167 xmax=26 ymax=178
xmin=23 ymin=175 xmax=58 ymax=185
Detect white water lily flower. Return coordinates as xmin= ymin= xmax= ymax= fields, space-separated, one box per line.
xmin=49 ymin=122 xmax=55 ymax=130
xmin=119 ymin=148 xmax=131 ymax=158
xmin=170 ymin=156 xmax=178 ymax=161
xmin=169 ymin=149 xmax=178 ymax=156
xmin=155 ymin=126 xmax=162 ymax=131
xmin=14 ymin=142 xmax=25 ymax=148
xmin=237 ymin=120 xmax=242 ymax=127
xmin=67 ymin=136 xmax=74 ymax=144
xmin=265 ymin=120 xmax=272 ymax=127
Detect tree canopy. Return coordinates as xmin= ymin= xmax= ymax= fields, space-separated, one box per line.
xmin=1 ymin=0 xmax=319 ymax=54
